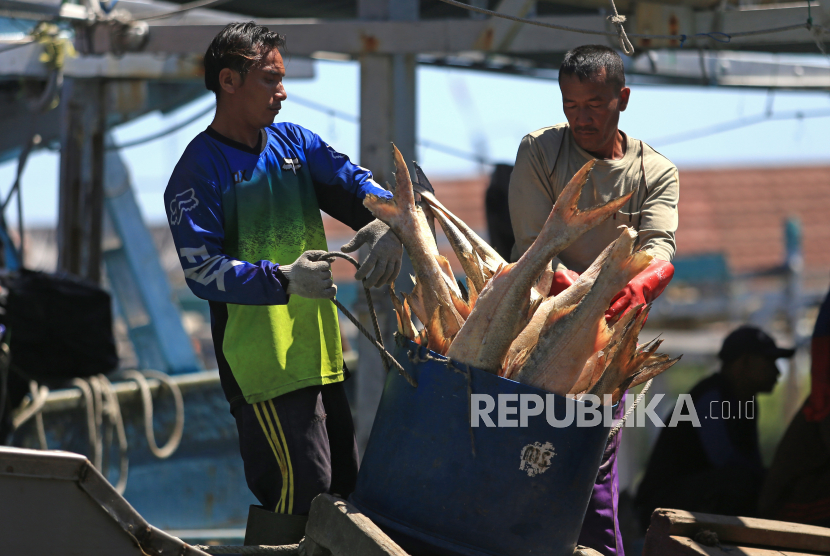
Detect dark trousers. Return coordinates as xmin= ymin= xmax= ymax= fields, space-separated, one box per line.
xmin=233 ymin=382 xmax=359 ymax=515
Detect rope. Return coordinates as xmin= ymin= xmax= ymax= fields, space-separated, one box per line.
xmin=106 ymin=103 xmax=215 ymax=151
xmin=12 ymin=381 xmax=49 ymax=438
xmin=67 ymin=376 xmax=130 ymax=493
xmin=607 ymin=0 xmax=633 ymax=56
xmin=91 ymin=375 xmax=129 ymax=493
xmin=316 ymin=252 xmax=417 ymax=388
xmin=194 ymin=545 xmax=299 ymax=555
xmin=121 ymin=370 xmax=185 ymax=460
xmin=71 ymin=377 xmax=100 ymax=464
xmin=434 ymin=0 xmax=819 ymax=56
xmin=608 ymin=378 xmax=652 ymax=439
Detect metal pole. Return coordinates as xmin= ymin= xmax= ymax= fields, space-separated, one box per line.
xmin=57 ymin=78 xmax=107 ymax=282
xmin=354 ymin=0 xmax=419 ymax=455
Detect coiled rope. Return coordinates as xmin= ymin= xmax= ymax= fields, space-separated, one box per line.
xmin=12 ymin=370 xmax=184 ymax=494
xmin=121 ymin=370 xmax=185 ymax=460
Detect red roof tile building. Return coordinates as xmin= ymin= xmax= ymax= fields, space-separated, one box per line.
xmin=324 ymin=165 xmax=830 ymax=282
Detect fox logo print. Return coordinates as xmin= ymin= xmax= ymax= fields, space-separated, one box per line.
xmin=282 ymin=158 xmax=302 ymax=174
xmin=169 ymin=188 xmax=200 ymax=226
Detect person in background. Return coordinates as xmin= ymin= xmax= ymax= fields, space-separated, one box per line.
xmin=508 ymin=44 xmax=679 ymax=555
xmin=164 ymin=22 xmax=402 ymax=545
xmin=636 ymin=325 xmax=794 ymax=528
xmin=758 ymin=288 xmax=830 ymax=526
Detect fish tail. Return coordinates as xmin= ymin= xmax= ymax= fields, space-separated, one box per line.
xmin=553 ymin=159 xmax=635 ymax=231
xmin=391 ymin=143 xmax=416 ymax=211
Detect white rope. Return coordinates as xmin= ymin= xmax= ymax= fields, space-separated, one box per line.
xmin=71 ymin=377 xmax=100 ymax=465
xmin=12 ymin=381 xmax=49 ymax=439
xmin=607 ymin=0 xmax=634 ymax=56
xmin=94 ymin=375 xmax=130 ymax=494
xmin=608 ymin=378 xmax=653 ymax=439
xmin=122 ymin=370 xmax=185 ymax=460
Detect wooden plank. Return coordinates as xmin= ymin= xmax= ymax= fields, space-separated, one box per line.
xmin=646 ymin=509 xmax=830 ymax=554
xmin=669 ymin=535 xmax=822 ymax=556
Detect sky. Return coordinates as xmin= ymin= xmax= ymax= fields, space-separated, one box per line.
xmin=5 ymin=57 xmax=830 ymax=227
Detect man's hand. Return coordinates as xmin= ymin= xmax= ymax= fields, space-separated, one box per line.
xmin=341 ymin=219 xmax=402 ymax=288
xmin=605 ymin=259 xmax=674 ymax=324
xmin=549 ymin=269 xmax=580 ymax=296
xmin=281 ymin=250 xmax=337 ymax=299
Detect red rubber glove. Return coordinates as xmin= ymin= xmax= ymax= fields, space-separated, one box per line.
xmin=605 ymin=259 xmax=675 ymax=324
xmin=549 ymin=269 xmax=580 ymax=296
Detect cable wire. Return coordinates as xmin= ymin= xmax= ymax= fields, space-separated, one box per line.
xmin=434 ymin=0 xmax=821 ymax=56
xmin=135 ymin=0 xmax=233 ymax=21
xmin=107 ymin=103 xmax=215 ymax=150
xmin=651 ymin=106 xmax=830 ymax=147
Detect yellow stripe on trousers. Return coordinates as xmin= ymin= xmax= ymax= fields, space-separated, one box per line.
xmin=252 ymin=401 xmax=291 ymax=513
xmin=267 ymin=399 xmax=295 ymax=514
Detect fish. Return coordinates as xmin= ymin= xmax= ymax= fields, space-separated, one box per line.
xmin=586 ymin=305 xmax=655 ymax=400
xmin=611 ymin=353 xmax=682 ymax=404
xmin=413 ymin=163 xmax=506 ymax=276
xmin=363 ymin=144 xmax=465 ymax=347
xmin=446 ymin=159 xmax=635 ymax=374
xmin=567 ymin=303 xmax=641 ymax=394
xmin=390 ymin=285 xmax=419 ymax=342
xmin=512 ymin=226 xmax=652 ymax=395
xmin=430 ymin=203 xmax=487 ymax=295
xmin=503 ymin=241 xmax=616 ymax=379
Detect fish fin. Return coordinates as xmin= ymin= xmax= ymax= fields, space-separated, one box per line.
xmin=457 ymin=279 xmax=469 ymax=304
xmin=405 ymin=285 xmax=428 ymax=327
xmin=390 ymin=286 xmax=418 ymax=341
xmin=436 ymin=292 xmax=463 ymax=338
xmin=533 ymin=268 xmax=555 ymax=300
xmin=593 ymin=318 xmax=615 ymax=354
xmin=462 ymin=251 xmax=486 ymax=293
xmin=503 ymin=348 xmax=530 ymax=380
xmin=466 ymin=268 xmax=479 ymax=309
xmin=435 ymin=255 xmax=457 ymax=283
xmin=540 ymin=303 xmax=578 ymax=334
xmin=527 ymin=294 xmax=545 ymax=321
xmin=389 ymin=286 xmax=405 ymax=336
xmin=449 ymin=288 xmax=472 ymax=321
xmin=425 ymin=306 xmax=453 ymax=355
xmin=612 ymin=354 xmax=682 ymax=403
xmin=570 ymin=350 xmax=604 ymax=394
xmin=587 ymin=305 xmax=645 ymax=397
xmin=413 ymin=162 xmax=436 ymax=196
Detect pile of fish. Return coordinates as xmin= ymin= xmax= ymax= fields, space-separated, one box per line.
xmin=364 ymin=145 xmax=680 ymax=402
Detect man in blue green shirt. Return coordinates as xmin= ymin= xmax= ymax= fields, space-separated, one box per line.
xmin=164 ymin=22 xmax=402 ymax=543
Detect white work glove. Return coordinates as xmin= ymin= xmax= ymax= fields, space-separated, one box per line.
xmin=280 ymin=250 xmax=336 ymax=299
xmin=341 ymin=219 xmax=402 ymax=288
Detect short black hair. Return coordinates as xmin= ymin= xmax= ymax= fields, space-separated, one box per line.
xmin=204 ymin=22 xmax=286 ymax=97
xmin=558 ymin=45 xmax=625 ymax=90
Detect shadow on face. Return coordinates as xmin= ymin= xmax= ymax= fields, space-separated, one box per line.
xmin=559 ymin=68 xmax=629 ymax=155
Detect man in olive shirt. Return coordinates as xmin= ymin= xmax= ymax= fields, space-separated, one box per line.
xmin=508 ymin=45 xmax=678 ymax=555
